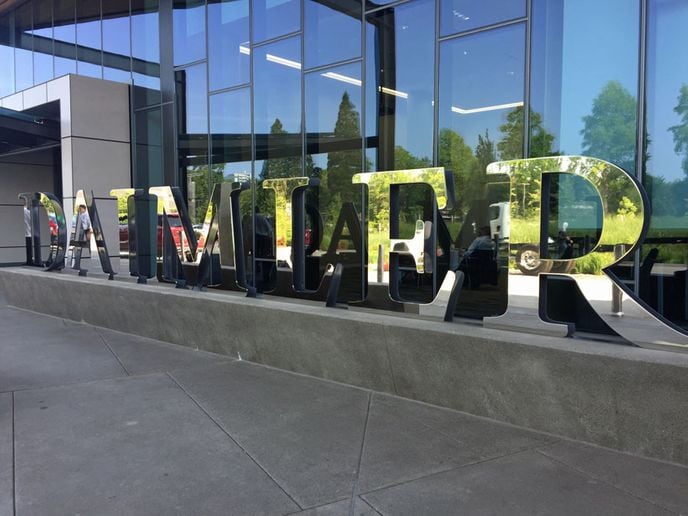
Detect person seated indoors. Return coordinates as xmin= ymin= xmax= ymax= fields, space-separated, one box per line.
xmin=463 ymin=225 xmax=494 ymax=257
xmin=460 ymin=225 xmax=497 ymax=288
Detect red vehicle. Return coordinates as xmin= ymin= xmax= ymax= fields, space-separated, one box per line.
xmin=118 ymin=214 xmax=188 ymax=258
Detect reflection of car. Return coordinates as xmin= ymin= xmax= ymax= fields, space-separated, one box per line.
xmin=118 ymin=215 xmax=187 ymax=256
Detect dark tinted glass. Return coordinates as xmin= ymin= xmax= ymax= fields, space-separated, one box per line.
xmin=135 ymin=107 xmax=163 ymax=188
xmin=252 ymin=0 xmax=300 ymax=43
xmin=76 ymin=0 xmax=102 ymax=78
xmin=173 ymin=0 xmax=206 ymax=66
xmin=208 ymin=0 xmax=249 ymax=91
xmin=440 ymin=0 xmax=525 ymax=36
xmin=366 ymin=0 xmax=435 ymax=171
xmin=14 ymin=2 xmax=33 ymax=90
xmin=103 ymin=0 xmax=132 ymax=83
xmin=438 ymin=23 xmax=525 ymax=317
xmin=53 ymin=0 xmax=76 ymax=76
xmin=132 ymin=0 xmax=160 ymax=107
xmin=305 ymin=62 xmax=364 ymax=298
xmin=33 ymin=0 xmax=54 ymax=85
xmin=643 ymin=0 xmax=688 ymax=328
xmin=304 ymin=0 xmax=360 ymax=69
xmin=0 ymin=14 xmax=15 ymax=95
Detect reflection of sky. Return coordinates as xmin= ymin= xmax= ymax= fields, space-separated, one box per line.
xmin=305 ymin=62 xmax=361 ymax=136
xmin=253 ymin=36 xmax=301 ymax=134
xmin=304 ymin=0 xmax=360 ymax=69
xmin=647 ymin=0 xmax=688 ymax=181
xmin=558 ymin=0 xmax=638 ymax=157
xmin=439 ymin=23 xmax=525 ymax=152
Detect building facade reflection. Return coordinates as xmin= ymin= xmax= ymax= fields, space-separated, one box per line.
xmin=1 ymin=0 xmax=687 ymax=345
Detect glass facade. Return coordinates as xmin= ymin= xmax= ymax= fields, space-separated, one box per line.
xmin=1 ymin=0 xmax=687 ymax=337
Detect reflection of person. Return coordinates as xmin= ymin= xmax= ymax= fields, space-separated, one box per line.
xmin=464 ymin=226 xmax=494 ymax=257
xmin=24 ymin=206 xmax=33 ymax=265
xmin=77 ymin=204 xmax=92 ymax=241
xmin=557 ymin=222 xmax=573 ymax=259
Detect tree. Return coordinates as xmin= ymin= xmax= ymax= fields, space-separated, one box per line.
xmin=581 ymin=81 xmax=636 ymax=171
xmin=580 ymin=81 xmax=637 ymax=212
xmin=670 ymin=84 xmax=688 ymax=176
xmin=257 ymin=118 xmax=314 ymax=213
xmin=497 ymin=106 xmax=555 ymax=160
xmin=326 ymin=92 xmax=363 ymax=202
xmin=438 ymin=128 xmax=476 ymax=216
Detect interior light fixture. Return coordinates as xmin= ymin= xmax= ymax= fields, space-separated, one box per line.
xmin=321 ymin=72 xmax=362 ymax=86
xmin=239 ymin=45 xmax=250 ymax=55
xmin=265 ymin=53 xmax=301 ymax=69
xmin=379 ymin=86 xmax=409 ymax=99
xmin=451 ymin=101 xmax=523 ymax=115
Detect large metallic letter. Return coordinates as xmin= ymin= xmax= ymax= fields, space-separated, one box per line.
xmin=18 ymin=192 xmax=68 ymax=271
xmin=70 ymin=190 xmax=116 ymax=278
xmin=484 ymin=156 xmax=688 ymax=351
xmin=193 ymin=181 xmax=249 ymax=290
xmin=262 ymin=177 xmax=325 ymax=293
xmin=353 ymin=168 xmax=461 ymax=318
xmin=148 ymin=186 xmax=198 ymax=287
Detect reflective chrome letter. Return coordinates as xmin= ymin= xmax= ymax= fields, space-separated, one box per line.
xmin=484 ymin=156 xmax=688 ymax=351
xmin=353 ymin=168 xmax=461 ymax=318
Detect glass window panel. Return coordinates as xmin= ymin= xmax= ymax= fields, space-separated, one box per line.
xmin=305 ymin=62 xmax=363 ymax=297
xmin=103 ymin=0 xmax=132 ymax=83
xmin=252 ymin=0 xmax=300 ymax=43
xmin=76 ymin=0 xmax=102 ymax=78
xmin=530 ymin=0 xmax=639 ymax=172
xmin=33 ymin=0 xmax=54 ymax=84
xmin=173 ymin=0 xmax=206 ymax=66
xmin=208 ymin=0 xmax=249 ymax=90
xmin=176 ymin=63 xmax=208 ymax=135
xmin=253 ymin=36 xmax=302 ymax=137
xmin=132 ymin=0 xmax=161 ymax=107
xmin=440 ymin=0 xmax=525 ymax=36
xmin=210 ymin=87 xmax=252 ymax=170
xmin=0 ymin=14 xmax=15 ymax=96
xmin=209 ymin=88 xmax=252 ymax=279
xmin=365 ymin=0 xmax=435 ymax=171
xmin=176 ymin=63 xmax=208 ymax=224
xmin=53 ymin=0 xmax=76 ymax=76
xmin=253 ymin=36 xmax=302 ymax=290
xmin=438 ymin=23 xmax=525 ymax=318
xmin=643 ymin=0 xmax=688 ymax=328
xmin=304 ymin=0 xmax=360 ymax=69
xmin=14 ymin=2 xmax=33 ymax=90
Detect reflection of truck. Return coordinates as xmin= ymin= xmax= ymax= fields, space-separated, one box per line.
xmin=489 ymin=201 xmax=599 ymax=275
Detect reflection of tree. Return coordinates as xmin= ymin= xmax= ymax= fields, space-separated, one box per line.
xmin=438 ymin=128 xmax=476 ymax=217
xmin=498 ymin=107 xmax=555 ymax=160
xmin=327 ymin=91 xmax=361 ymax=201
xmin=188 ymin=164 xmax=224 ymax=222
xmin=670 ymin=84 xmax=688 ymax=176
xmin=257 ymin=118 xmax=314 ymax=213
xmin=581 ymin=81 xmax=637 ymax=213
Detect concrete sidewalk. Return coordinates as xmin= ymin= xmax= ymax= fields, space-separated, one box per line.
xmin=0 ymin=298 xmax=686 ymax=515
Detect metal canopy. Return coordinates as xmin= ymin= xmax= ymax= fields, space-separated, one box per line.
xmin=0 ymin=105 xmax=61 ymax=156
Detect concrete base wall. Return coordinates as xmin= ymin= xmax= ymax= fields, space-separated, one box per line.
xmin=2 ymin=267 xmax=687 ymax=465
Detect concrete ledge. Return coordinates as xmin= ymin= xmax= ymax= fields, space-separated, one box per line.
xmin=2 ymin=267 xmax=688 ymax=465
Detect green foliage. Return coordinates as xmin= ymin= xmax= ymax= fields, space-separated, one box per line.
xmin=616 ymin=196 xmax=638 ymax=216
xmin=580 ymin=81 xmax=637 ymax=213
xmin=572 ymin=253 xmax=617 ymax=275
